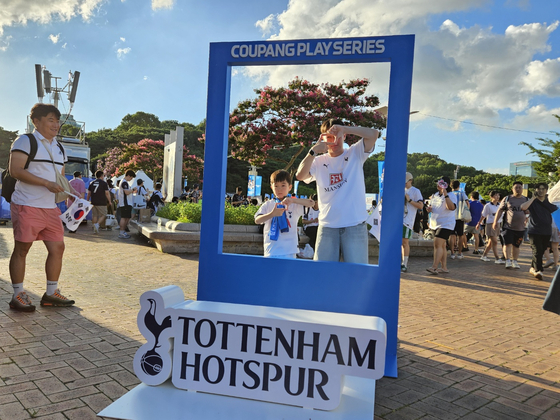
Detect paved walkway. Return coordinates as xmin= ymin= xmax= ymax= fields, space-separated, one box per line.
xmin=0 ymin=223 xmax=558 ymax=419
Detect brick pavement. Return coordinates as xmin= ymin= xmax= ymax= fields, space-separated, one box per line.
xmin=0 ymin=223 xmax=559 ymax=419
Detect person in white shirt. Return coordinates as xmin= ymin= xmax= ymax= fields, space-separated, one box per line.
xmin=255 ymin=170 xmax=314 ymax=258
xmin=296 ymin=119 xmax=379 ymax=264
xmin=426 ymin=176 xmax=457 ymax=275
xmin=302 ymin=194 xmax=320 ymax=250
xmin=477 ymin=191 xmax=504 ymax=263
xmin=402 ymin=172 xmax=423 ymax=272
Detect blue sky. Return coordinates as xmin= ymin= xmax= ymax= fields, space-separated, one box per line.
xmin=1 ymin=0 xmax=559 ymax=176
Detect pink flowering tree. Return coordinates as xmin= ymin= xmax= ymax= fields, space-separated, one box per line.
xmin=97 ymin=139 xmax=204 ymax=183
xmin=221 ymin=78 xmax=386 ymax=171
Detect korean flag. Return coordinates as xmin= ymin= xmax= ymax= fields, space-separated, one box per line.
xmin=59 ymin=197 xmax=92 ymax=231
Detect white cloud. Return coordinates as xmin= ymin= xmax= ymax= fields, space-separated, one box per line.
xmin=117 ymin=47 xmax=131 ymax=58
xmin=255 ymin=14 xmax=276 ymax=37
xmin=49 ymin=33 xmax=60 ymax=44
xmin=250 ymin=0 xmax=560 ymax=133
xmin=143 ymin=76 xmax=148 ymax=80
xmin=120 ymin=37 xmax=126 ymax=42
xmin=0 ymin=0 xmax=105 ymax=38
xmin=484 ymin=167 xmax=509 ymax=175
xmin=152 ymin=0 xmax=174 ymax=10
xmin=62 ymin=42 xmax=67 ymax=48
xmin=0 ymin=35 xmax=12 ymax=51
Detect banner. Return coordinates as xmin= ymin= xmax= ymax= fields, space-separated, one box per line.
xmin=378 ymin=161 xmax=385 ymax=200
xmin=59 ymin=197 xmax=92 ymax=231
xmin=459 ymin=182 xmax=466 ymax=193
xmin=367 ymin=204 xmax=381 ymax=241
xmin=247 ymin=175 xmax=262 ymax=196
xmin=294 ymin=180 xmax=299 ymax=195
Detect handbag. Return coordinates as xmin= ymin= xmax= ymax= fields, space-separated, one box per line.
xmin=543 ymin=266 xmax=560 ymax=315
xmin=457 ymin=199 xmax=472 ymax=222
xmin=41 ymin=139 xmax=71 ymax=203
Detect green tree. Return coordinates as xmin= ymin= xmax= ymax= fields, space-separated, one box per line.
xmin=0 ymin=126 xmax=18 ymax=169
xmin=520 ymin=114 xmax=560 ymax=182
xmin=117 ymin=112 xmax=162 ymax=131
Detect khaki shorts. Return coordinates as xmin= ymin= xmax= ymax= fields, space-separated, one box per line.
xmin=465 ymin=225 xmax=480 ymax=235
xmin=11 ymin=203 xmax=64 ymax=242
xmin=486 ymin=223 xmax=500 ymax=237
xmin=92 ymin=205 xmax=108 ymax=226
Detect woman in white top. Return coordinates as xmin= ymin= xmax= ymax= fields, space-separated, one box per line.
xmin=477 ymin=191 xmax=503 ymax=262
xmin=426 ymin=176 xmax=457 ymax=274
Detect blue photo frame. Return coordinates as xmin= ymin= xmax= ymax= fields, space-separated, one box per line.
xmin=198 ymin=35 xmax=415 ymax=378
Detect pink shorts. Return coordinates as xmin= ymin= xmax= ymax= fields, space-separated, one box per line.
xmin=11 ymin=203 xmax=64 ymax=243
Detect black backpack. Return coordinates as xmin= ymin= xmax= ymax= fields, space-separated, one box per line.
xmin=1 ymin=134 xmax=65 ymax=203
xmin=1 ymin=134 xmax=38 ymax=203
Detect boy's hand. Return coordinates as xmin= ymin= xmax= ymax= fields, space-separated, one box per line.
xmin=281 ymin=197 xmax=294 ymax=206
xmin=269 ymin=204 xmax=286 ymax=217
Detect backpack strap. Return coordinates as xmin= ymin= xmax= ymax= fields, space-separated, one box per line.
xmin=23 ymin=133 xmax=38 ymax=169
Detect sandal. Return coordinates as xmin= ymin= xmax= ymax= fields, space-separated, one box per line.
xmin=426 ymin=267 xmax=438 ymax=275
xmin=437 ymin=268 xmax=449 ymax=273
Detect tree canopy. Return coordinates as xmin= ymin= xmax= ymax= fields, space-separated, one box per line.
xmin=223 ymin=78 xmax=386 ymax=171
xmin=0 ymin=126 xmax=18 ymax=169
xmin=520 ymin=114 xmax=560 ymax=182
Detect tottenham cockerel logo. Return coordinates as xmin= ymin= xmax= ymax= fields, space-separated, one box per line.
xmin=133 ymin=286 xmax=184 ymax=385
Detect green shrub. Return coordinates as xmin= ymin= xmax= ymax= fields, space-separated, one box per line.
xmin=156 ymin=202 xmax=258 ymax=225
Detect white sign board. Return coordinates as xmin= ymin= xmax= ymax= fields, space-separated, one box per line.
xmin=133 ymin=286 xmax=387 ymax=411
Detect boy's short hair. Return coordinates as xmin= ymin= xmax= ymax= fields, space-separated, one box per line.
xmin=451 ymin=180 xmax=460 ymax=189
xmin=30 ymin=103 xmax=61 ymax=121
xmin=137 ymin=179 xmax=144 ymax=185
xmin=73 ymin=171 xmax=82 ymax=178
xmin=270 ymin=169 xmax=292 ymax=185
xmin=125 ymin=170 xmax=136 ymax=178
xmin=489 ymin=190 xmax=499 ymax=197
xmin=155 ymin=183 xmax=162 ymax=190
xmin=470 ymin=191 xmax=479 ymax=200
xmin=320 ymin=118 xmax=345 ymax=133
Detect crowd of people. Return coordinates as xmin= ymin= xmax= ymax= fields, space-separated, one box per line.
xmin=6 ymin=102 xmax=558 ymax=313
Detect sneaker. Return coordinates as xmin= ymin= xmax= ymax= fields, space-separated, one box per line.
xmin=535 ymin=271 xmax=543 ymax=280
xmin=543 ymin=260 xmax=555 ymax=269
xmin=496 ymin=258 xmax=506 ymax=265
xmin=102 ymin=226 xmax=112 ymax=231
xmin=505 ymin=260 xmax=513 ymax=269
xmin=529 ymin=267 xmax=537 ymax=276
xmin=512 ymin=260 xmax=520 ymax=269
xmin=118 ymin=232 xmax=131 ymax=239
xmin=450 ymin=254 xmax=456 ymax=260
xmin=457 ymin=254 xmax=464 ymax=260
xmin=462 ymin=247 xmax=469 ymax=252
xmin=473 ymin=250 xmax=479 ymax=255
xmin=401 ymin=264 xmax=408 ymax=273
xmin=480 ymin=255 xmax=492 ymax=262
xmin=93 ymin=224 xmax=99 ymax=234
xmin=9 ymin=292 xmax=36 ymax=312
xmin=40 ymin=289 xmax=75 ymax=307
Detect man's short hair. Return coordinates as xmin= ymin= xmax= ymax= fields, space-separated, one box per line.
xmin=95 ymin=170 xmax=103 ymax=178
xmin=155 ymin=183 xmax=162 ymax=190
xmin=30 ymin=103 xmax=61 ymax=121
xmin=513 ymin=181 xmax=523 ymax=187
xmin=320 ymin=118 xmax=345 ymax=133
xmin=451 ymin=180 xmax=460 ymax=189
xmin=137 ymin=179 xmax=144 ymax=185
xmin=536 ymin=182 xmax=548 ymax=190
xmin=270 ymin=169 xmax=292 ymax=185
xmin=236 ymin=186 xmax=243 ymax=193
xmin=471 ymin=191 xmax=480 ymax=200
xmin=73 ymin=171 xmax=82 ymax=178
xmin=125 ymin=170 xmax=136 ymax=178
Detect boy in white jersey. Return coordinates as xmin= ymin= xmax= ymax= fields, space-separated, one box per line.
xmin=255 ymin=170 xmax=314 ymax=258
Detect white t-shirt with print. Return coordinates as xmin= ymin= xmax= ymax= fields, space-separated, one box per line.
xmin=303 ymin=139 xmax=370 ymax=228
xmin=429 ymin=192 xmax=458 ymax=230
xmin=10 ymin=130 xmax=67 ymax=209
xmin=403 ymin=186 xmax=423 ymax=229
xmin=255 ymin=200 xmax=304 ymax=257
xmin=481 ymin=202 xmax=503 ymax=224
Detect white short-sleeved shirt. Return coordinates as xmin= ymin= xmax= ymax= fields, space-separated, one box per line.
xmin=118 ymin=180 xmax=133 ymax=207
xmin=481 ymin=202 xmax=503 ymax=224
xmin=429 ymin=192 xmax=457 ymax=230
xmin=10 ymin=130 xmax=67 ymax=209
xmin=403 ymin=186 xmax=423 ymax=229
xmin=303 ymin=139 xmax=370 ymax=228
xmin=255 ymin=200 xmax=304 ymax=257
xmin=304 ymin=208 xmax=320 ymax=228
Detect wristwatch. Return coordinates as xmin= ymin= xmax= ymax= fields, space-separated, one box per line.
xmin=308 ymin=149 xmax=316 ymax=157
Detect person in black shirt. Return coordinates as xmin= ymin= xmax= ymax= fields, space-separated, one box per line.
xmin=232 ymin=187 xmax=244 ymax=207
xmin=87 ymin=170 xmax=111 ymax=233
xmin=520 ymin=182 xmax=558 ymax=280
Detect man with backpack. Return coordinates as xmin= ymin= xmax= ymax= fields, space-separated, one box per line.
xmin=6 ymin=103 xmax=75 ymax=312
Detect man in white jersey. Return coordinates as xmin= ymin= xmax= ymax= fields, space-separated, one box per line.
xmin=402 ymin=172 xmax=423 ymax=272
xmin=296 ymin=119 xmax=379 ymax=264
xmin=8 ymin=103 xmax=76 ymax=312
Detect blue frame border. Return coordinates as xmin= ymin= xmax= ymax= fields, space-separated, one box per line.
xmin=198 ymin=35 xmax=415 ymax=378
